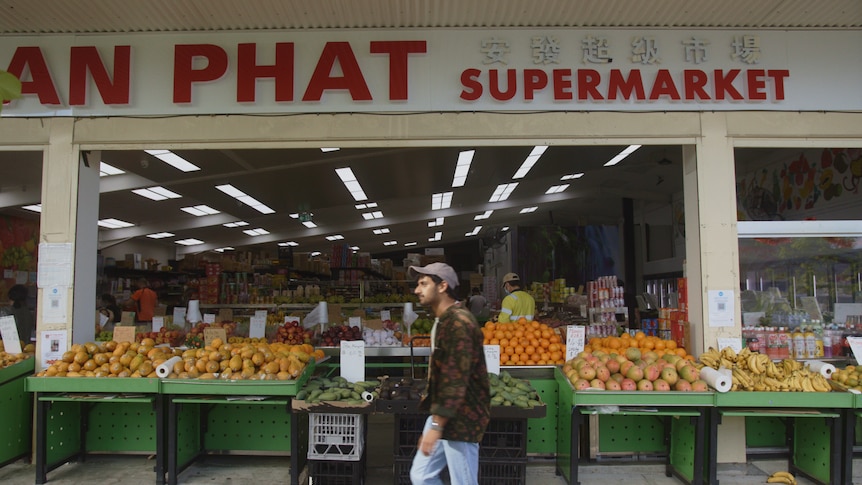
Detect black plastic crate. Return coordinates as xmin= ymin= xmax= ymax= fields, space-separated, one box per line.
xmin=479 ymin=418 xmax=528 ymax=459
xmin=308 ymin=453 xmax=365 ymax=485
xmin=479 ymin=458 xmax=527 ymax=485
xmin=394 ymin=413 xmax=429 ymax=457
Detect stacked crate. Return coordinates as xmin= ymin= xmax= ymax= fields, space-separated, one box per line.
xmin=307 ymin=413 xmax=366 ymax=484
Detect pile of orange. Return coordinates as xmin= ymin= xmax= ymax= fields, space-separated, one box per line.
xmin=481 ymin=318 xmax=566 ymax=366
xmin=586 ymin=331 xmax=695 ymax=361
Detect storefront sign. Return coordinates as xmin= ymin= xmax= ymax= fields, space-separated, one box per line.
xmin=1 ymin=29 xmax=859 ymax=116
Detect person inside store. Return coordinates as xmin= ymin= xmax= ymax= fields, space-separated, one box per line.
xmin=467 ymin=286 xmax=489 ymax=323
xmin=408 ymin=262 xmax=490 ymax=485
xmin=497 ymin=272 xmax=536 ymax=323
xmin=97 ymin=293 xmax=122 ymax=331
xmin=128 ymin=278 xmax=158 ymax=323
xmin=6 ymin=284 xmax=35 ymax=344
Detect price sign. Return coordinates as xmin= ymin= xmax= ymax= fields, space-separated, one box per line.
xmin=0 ymin=315 xmax=22 ymax=354
xmin=717 ymin=337 xmax=743 ymax=354
xmin=340 ymin=340 xmax=365 ymax=383
xmin=484 ymin=345 xmax=500 ymax=375
xmin=152 ymin=316 xmax=165 ymax=329
xmin=172 ymin=307 xmax=187 ymax=325
xmin=113 ymin=325 xmax=135 ymax=344
xmin=348 ymin=316 xmax=362 ymax=328
xmin=203 ymin=313 xmax=216 ymax=324
xmin=120 ymin=311 xmax=136 ymax=325
xmin=204 ymin=327 xmax=227 ymax=347
xmin=285 ymin=316 xmax=300 ymax=325
xmin=249 ymin=316 xmax=266 ymax=339
xmin=254 ymin=310 xmax=268 ymax=320
xmin=217 ymin=309 xmax=233 ymax=323
xmin=380 ymin=310 xmax=391 ymax=321
xmin=847 ymin=337 xmax=862 ymax=365
xmin=565 ymin=325 xmax=585 ymax=362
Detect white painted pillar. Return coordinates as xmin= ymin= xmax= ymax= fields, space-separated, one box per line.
xmin=73 ymin=150 xmax=100 ymax=344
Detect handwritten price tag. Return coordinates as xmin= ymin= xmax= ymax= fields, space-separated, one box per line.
xmin=249 ymin=316 xmax=266 ymax=339
xmin=203 ymin=314 xmax=216 ymax=324
xmin=565 ymin=326 xmax=585 ymax=362
xmin=484 ymin=345 xmax=500 ymax=375
xmin=112 ymin=325 xmax=135 ymax=344
xmin=285 ymin=316 xmax=300 ymax=325
xmin=380 ymin=310 xmax=391 ymax=321
xmin=0 ymin=316 xmax=22 ymax=354
xmin=152 ymin=316 xmax=164 ymax=329
xmin=348 ymin=316 xmax=362 ymax=328
xmin=847 ymin=336 xmax=862 ymax=365
xmin=204 ymin=327 xmax=227 ymax=347
xmin=340 ymin=340 xmax=365 ymax=383
xmin=254 ymin=310 xmax=268 ymax=320
xmin=717 ymin=337 xmax=743 ymax=354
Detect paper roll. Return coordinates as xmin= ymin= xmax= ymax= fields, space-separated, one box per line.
xmin=718 ymin=367 xmax=732 ymax=379
xmin=156 ymin=356 xmax=182 ymax=378
xmin=807 ymin=360 xmax=836 ymax=379
xmin=186 ymin=300 xmax=202 ymax=324
xmin=701 ymin=367 xmax=732 ymax=393
xmin=361 ymin=391 xmax=374 ymax=402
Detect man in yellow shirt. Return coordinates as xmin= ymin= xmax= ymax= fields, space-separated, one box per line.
xmin=497 ymin=273 xmax=535 ymax=323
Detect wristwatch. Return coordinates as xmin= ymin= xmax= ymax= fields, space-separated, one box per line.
xmin=430 ymin=421 xmax=444 ymax=432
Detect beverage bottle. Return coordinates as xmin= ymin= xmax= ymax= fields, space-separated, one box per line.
xmin=822 ymin=326 xmax=833 ymax=358
xmin=792 ymin=328 xmax=806 ymax=359
xmin=805 ymin=324 xmax=819 ymax=358
xmin=766 ymin=327 xmax=780 ymax=360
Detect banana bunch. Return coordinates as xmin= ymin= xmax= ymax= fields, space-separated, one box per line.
xmin=699 ymin=347 xmax=831 ymax=392
xmin=766 ymin=470 xmax=797 ymax=484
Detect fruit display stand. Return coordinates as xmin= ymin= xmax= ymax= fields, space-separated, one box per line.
xmin=709 ymin=390 xmax=854 ymax=485
xmin=25 ymin=376 xmax=164 ymax=485
xmin=160 ymin=360 xmax=314 ymax=485
xmin=0 ymin=357 xmax=35 ymax=468
xmin=554 ymin=366 xmax=712 ymax=485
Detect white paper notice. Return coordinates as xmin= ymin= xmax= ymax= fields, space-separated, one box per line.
xmin=340 ymin=340 xmax=365 ymax=383
xmin=203 ymin=313 xmax=216 ymax=324
xmin=565 ymin=326 xmax=586 ymax=362
xmin=42 ymin=286 xmax=67 ymax=324
xmin=172 ymin=307 xmax=187 ymax=326
xmin=285 ymin=316 xmax=300 ymax=325
xmin=152 ymin=316 xmax=165 ymax=329
xmin=717 ymin=337 xmax=743 ymax=354
xmin=40 ymin=330 xmax=68 ymax=367
xmin=0 ymin=315 xmax=22 ymax=354
xmin=254 ymin=310 xmax=268 ymax=320
xmin=708 ymin=290 xmax=735 ymax=327
xmin=484 ymin=345 xmax=500 ymax=375
xmin=249 ymin=316 xmax=266 ymax=339
xmin=37 ymin=243 xmax=74 ymax=289
xmin=348 ymin=316 xmax=362 ymax=328
xmin=847 ymin=337 xmax=862 ymax=365
xmin=380 ymin=310 xmax=391 ymax=322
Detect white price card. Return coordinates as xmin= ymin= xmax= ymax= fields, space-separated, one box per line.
xmin=203 ymin=314 xmax=216 ymax=324
xmin=249 ymin=316 xmax=266 ymax=339
xmin=380 ymin=310 xmax=391 ymax=322
xmin=340 ymin=340 xmax=365 ymax=383
xmin=484 ymin=345 xmax=500 ymax=375
xmin=565 ymin=326 xmax=585 ymax=362
xmin=113 ymin=326 xmax=135 ymax=344
xmin=285 ymin=316 xmax=300 ymax=325
xmin=717 ymin=337 xmax=743 ymax=354
xmin=349 ymin=316 xmax=362 ymax=328
xmin=254 ymin=310 xmax=268 ymax=320
xmin=152 ymin=316 xmax=165 ymax=329
xmin=847 ymin=337 xmax=862 ymax=365
xmin=40 ymin=330 xmax=67 ymax=368
xmin=0 ymin=315 xmax=22 ymax=354
xmin=172 ymin=307 xmax=187 ymax=325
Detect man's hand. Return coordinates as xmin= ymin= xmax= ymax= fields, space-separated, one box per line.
xmin=418 ymin=428 xmax=442 ymax=456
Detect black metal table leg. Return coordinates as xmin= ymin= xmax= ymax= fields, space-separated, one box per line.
xmin=708 ymin=408 xmax=720 ymax=485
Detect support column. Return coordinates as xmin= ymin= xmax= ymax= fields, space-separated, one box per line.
xmin=683 ymin=112 xmax=745 ymax=463
xmin=73 ymin=150 xmax=100 ymax=344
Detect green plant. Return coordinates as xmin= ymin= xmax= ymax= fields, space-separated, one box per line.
xmin=0 ymin=70 xmax=23 ymax=113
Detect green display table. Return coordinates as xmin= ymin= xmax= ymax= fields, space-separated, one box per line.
xmin=160 ymin=362 xmax=313 ymax=485
xmin=0 ymin=358 xmax=35 ymax=468
xmin=26 ymin=376 xmax=163 ymax=485
xmin=710 ymin=391 xmax=854 ymax=485
xmin=554 ymin=367 xmax=712 ymax=485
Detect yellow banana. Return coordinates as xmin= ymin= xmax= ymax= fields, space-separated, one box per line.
xmin=748 ymin=354 xmax=760 ymax=374
xmin=801 ymin=377 xmax=816 ymax=392
xmin=811 ymin=375 xmax=831 ymax=392
xmin=768 ymin=471 xmax=796 ymax=484
xmin=771 ymin=471 xmax=795 ymax=480
xmin=766 ymin=476 xmax=793 ymax=484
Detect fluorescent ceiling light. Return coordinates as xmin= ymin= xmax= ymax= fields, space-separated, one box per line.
xmin=383 ymin=240 xmax=397 ymax=246
xmin=325 ymin=234 xmax=345 ymax=241
xmin=502 ymin=226 xmax=510 ymax=231
xmin=474 ymin=210 xmax=493 ymax=221
xmin=145 ymin=149 xmax=200 ymax=172
xmin=429 ymin=231 xmax=442 ymax=242
xmin=350 ymin=246 xmax=360 ymax=251
xmin=561 ymin=173 xmax=585 ymax=181
xmin=520 ymin=207 xmax=538 ymax=214
xmin=146 ymin=232 xmax=175 ymax=239
xmin=362 ymin=211 xmax=384 ymax=220
xmin=181 ymin=205 xmax=220 ymax=217
xmin=545 ymin=184 xmax=570 ymax=194
xmin=216 ymin=184 xmax=275 ymax=214
xmin=302 ymin=221 xmax=318 ymax=228
xmin=132 ymin=186 xmax=182 ymax=201
xmin=373 ymin=228 xmax=390 ymax=235
xmin=432 ymin=192 xmax=453 ymax=210
xmin=355 ymin=202 xmax=378 ymax=210
xmin=175 ymin=238 xmax=205 ymax=246
xmin=98 ymin=218 xmax=134 ymax=229
xmin=321 ymin=147 xmax=340 ymax=152
xmin=428 ymin=217 xmax=445 ymax=227
xmin=512 ymin=146 xmax=548 ymax=179
xmin=289 ymin=213 xmax=299 ymax=219
xmin=214 ymin=247 xmax=235 ymax=252
xmin=22 ymin=204 xmax=42 ymax=213
xmin=243 ymin=228 xmax=270 ymax=236
xmin=452 ymin=150 xmax=475 ymax=188
xmin=335 ymin=167 xmax=368 ymax=201
xmin=404 ymin=242 xmax=418 ymax=247
xmin=603 ymin=145 xmax=642 ymax=167
xmin=223 ymin=221 xmax=249 ymax=228
xmin=99 ymin=162 xmax=124 ymax=177
xmin=465 ymin=226 xmax=482 ymax=237
xmin=310 ymin=251 xmax=321 ymax=257
xmin=489 ymin=183 xmax=518 ymax=202
xmin=278 ymin=241 xmax=299 ymax=247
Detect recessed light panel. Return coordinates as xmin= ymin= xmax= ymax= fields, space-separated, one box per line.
xmin=181 ymin=205 xmax=220 ymax=216
xmin=145 ymin=149 xmax=201 ymax=172
xmin=175 ymin=238 xmax=204 ymax=246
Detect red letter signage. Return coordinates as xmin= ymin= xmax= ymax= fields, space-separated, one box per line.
xmin=173 ymin=44 xmax=229 ymax=103
xmin=370 ymin=41 xmax=427 ymax=100
xmin=302 ymin=42 xmax=372 ymax=102
xmin=69 ymin=46 xmax=131 ymax=105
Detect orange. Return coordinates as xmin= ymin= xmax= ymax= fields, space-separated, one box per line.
xmin=665 ymin=340 xmax=678 ymax=350
xmin=500 ymin=353 xmax=509 ymax=364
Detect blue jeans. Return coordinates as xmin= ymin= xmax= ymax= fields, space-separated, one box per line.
xmin=410 ymin=416 xmax=479 ymax=485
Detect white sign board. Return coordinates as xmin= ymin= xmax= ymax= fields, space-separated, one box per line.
xmin=203 ymin=313 xmax=216 ymax=324
xmin=484 ymin=345 xmax=500 ymax=375
xmin=172 ymin=307 xmax=187 ymax=326
xmin=847 ymin=337 xmax=862 ymax=365
xmin=0 ymin=315 xmax=22 ymax=354
xmin=380 ymin=310 xmax=391 ymax=322
xmin=249 ymin=316 xmax=266 ymax=339
xmin=717 ymin=337 xmax=743 ymax=354
xmin=40 ymin=330 xmax=68 ymax=368
xmin=285 ymin=316 xmax=300 ymax=325
xmin=152 ymin=316 xmax=165 ymax=329
xmin=348 ymin=316 xmax=362 ymax=328
xmin=340 ymin=340 xmax=365 ymax=383
xmin=708 ymin=290 xmax=735 ymax=327
xmin=565 ymin=326 xmax=585 ymax=362
xmin=254 ymin=310 xmax=268 ymax=320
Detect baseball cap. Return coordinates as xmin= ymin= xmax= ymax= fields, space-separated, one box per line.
xmin=502 ymin=273 xmax=521 ymax=286
xmin=408 ymin=262 xmax=459 ymax=289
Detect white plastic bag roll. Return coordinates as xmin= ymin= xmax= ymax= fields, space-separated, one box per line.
xmin=701 ymin=367 xmax=732 ymax=393
xmin=807 ymin=360 xmax=836 ymax=379
xmin=156 ymin=356 xmax=182 ymax=378
xmin=361 ymin=391 xmax=375 ymax=402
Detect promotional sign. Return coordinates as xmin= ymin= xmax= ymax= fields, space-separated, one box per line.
xmin=484 ymin=345 xmax=500 ymax=375
xmin=249 ymin=316 xmax=266 ymax=339
xmin=340 ymin=340 xmax=365 ymax=383
xmin=0 ymin=316 xmax=22 ymax=354
xmin=565 ymin=325 xmax=585 ymax=362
